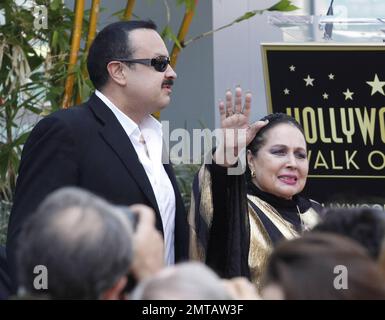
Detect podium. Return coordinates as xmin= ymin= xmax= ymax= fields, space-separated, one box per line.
xmin=261 ymin=13 xmax=385 ymax=209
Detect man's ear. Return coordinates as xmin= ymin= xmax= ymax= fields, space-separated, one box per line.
xmin=100 ymin=275 xmax=128 ymax=300
xmin=106 ymin=61 xmax=127 ymax=86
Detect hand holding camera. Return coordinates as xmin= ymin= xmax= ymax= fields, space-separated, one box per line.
xmin=128 ymin=204 xmax=165 ymax=281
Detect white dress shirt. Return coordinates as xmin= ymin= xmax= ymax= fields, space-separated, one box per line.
xmin=95 ymin=90 xmax=176 ymax=265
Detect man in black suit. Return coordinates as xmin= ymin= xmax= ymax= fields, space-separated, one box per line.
xmin=7 ymin=20 xmax=189 ymax=288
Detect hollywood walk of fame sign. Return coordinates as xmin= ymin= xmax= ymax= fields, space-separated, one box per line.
xmin=262 ymin=44 xmax=385 ymax=209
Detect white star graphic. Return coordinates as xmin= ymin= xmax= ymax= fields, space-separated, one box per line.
xmin=283 ymin=88 xmax=290 ymax=95
xmin=366 ymin=74 xmax=385 ymax=96
xmin=304 ymin=75 xmax=315 ymax=87
xmin=328 ymin=73 xmax=335 ymax=80
xmin=322 ymin=93 xmax=329 ymax=100
xmin=289 ymin=65 xmax=296 ymax=72
xmin=343 ymin=89 xmax=354 ymax=100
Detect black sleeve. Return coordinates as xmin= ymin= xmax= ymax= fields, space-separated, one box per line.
xmin=205 ymin=162 xmax=250 ymax=279
xmin=6 ymin=116 xmax=79 ymax=288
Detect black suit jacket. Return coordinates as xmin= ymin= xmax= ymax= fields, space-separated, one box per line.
xmin=7 ymin=93 xmax=189 ymax=284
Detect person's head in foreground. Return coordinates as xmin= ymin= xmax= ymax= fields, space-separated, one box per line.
xmin=16 ymin=187 xmax=133 ymax=300
xmin=314 ymin=207 xmax=385 ymax=260
xmin=131 ymin=262 xmax=233 ymax=300
xmin=260 ymin=232 xmax=385 ymax=300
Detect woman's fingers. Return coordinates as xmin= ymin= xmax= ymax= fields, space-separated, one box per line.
xmin=225 ymin=90 xmax=233 ymax=116
xmin=222 ymin=87 xmax=252 ymax=123
xmin=250 ymin=120 xmax=269 ymax=136
xmin=219 ymin=100 xmax=226 ymax=122
xmin=243 ymin=92 xmax=252 ymax=118
xmin=245 ymin=120 xmax=268 ymax=146
xmin=234 ymin=87 xmax=243 ymax=113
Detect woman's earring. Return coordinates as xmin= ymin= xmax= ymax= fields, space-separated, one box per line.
xmin=251 ymin=170 xmax=256 ymax=178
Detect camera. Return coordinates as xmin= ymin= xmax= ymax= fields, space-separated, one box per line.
xmin=117 ymin=206 xmax=139 ymax=230
xmin=117 ymin=206 xmax=139 ymax=294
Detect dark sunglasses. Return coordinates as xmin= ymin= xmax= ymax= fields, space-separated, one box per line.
xmin=111 ymin=56 xmax=171 ymax=72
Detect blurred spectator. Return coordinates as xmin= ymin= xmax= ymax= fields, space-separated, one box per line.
xmin=260 ymin=232 xmax=385 ymax=300
xmin=221 ymin=277 xmax=261 ymax=300
xmin=313 ymin=208 xmax=385 ymax=259
xmin=16 ymin=187 xmax=133 ymax=299
xmin=131 ymin=262 xmax=233 ymax=300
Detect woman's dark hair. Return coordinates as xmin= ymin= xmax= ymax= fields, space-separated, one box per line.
xmin=261 ymin=232 xmax=385 ymax=300
xmin=247 ymin=113 xmax=305 ymax=156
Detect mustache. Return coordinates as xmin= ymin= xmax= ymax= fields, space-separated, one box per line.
xmin=162 ymin=79 xmax=174 ymax=86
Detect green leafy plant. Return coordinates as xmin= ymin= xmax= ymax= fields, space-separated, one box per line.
xmin=0 ymin=200 xmax=11 ymax=245
xmin=0 ymin=0 xmax=97 ymax=199
xmin=174 ymin=163 xmax=200 ymax=211
xmin=0 ymin=0 xmax=91 ymax=243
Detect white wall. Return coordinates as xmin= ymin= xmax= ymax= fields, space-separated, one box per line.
xmin=212 ymin=0 xmax=288 ymax=126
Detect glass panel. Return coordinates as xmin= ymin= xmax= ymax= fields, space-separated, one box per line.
xmin=313 ymin=0 xmax=385 ymax=18
xmin=268 ymin=0 xmax=385 ymax=42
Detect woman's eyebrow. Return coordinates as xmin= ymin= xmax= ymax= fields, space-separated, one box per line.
xmin=269 ymin=145 xmax=307 ymax=151
xmin=269 ymin=144 xmax=287 ymax=148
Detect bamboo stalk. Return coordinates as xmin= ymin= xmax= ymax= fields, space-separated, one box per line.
xmin=170 ymin=0 xmax=197 ymax=68
xmin=123 ymin=0 xmax=136 ymax=20
xmin=76 ymin=0 xmax=100 ymax=104
xmin=85 ymin=0 xmax=100 ymax=53
xmin=62 ymin=0 xmax=85 ymax=109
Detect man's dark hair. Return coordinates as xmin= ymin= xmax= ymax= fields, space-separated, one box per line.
xmin=313 ymin=208 xmax=385 ymax=260
xmin=87 ymin=20 xmax=157 ymax=90
xmin=16 ymin=187 xmax=133 ymax=299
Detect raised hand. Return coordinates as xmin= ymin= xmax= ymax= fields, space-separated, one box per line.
xmin=215 ymin=87 xmax=268 ymax=167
